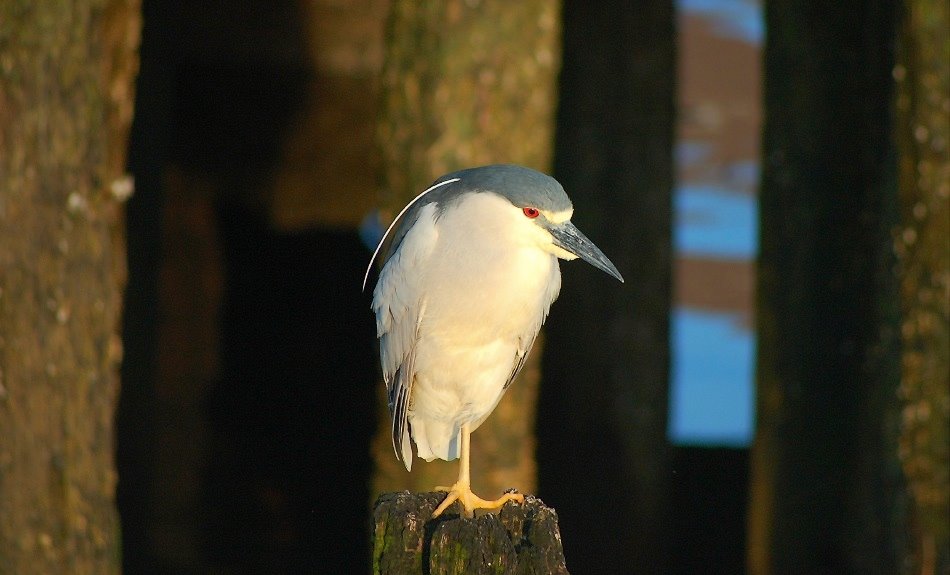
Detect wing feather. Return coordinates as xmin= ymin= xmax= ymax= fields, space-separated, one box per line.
xmin=372 ymin=203 xmax=439 ymax=470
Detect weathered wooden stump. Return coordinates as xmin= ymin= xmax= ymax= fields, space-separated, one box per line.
xmin=372 ymin=491 xmax=570 ymax=575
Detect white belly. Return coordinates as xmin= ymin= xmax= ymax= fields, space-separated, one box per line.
xmin=411 ymin=246 xmax=556 ymax=423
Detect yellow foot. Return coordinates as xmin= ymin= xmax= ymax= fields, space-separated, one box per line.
xmin=431 ymin=482 xmax=524 ymax=518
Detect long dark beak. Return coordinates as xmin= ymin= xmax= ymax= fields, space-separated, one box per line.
xmin=549 ymin=221 xmax=624 ymax=283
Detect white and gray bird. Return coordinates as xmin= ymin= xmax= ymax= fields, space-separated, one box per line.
xmin=365 ymin=164 xmax=623 ymax=517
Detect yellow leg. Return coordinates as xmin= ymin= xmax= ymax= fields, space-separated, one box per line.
xmin=431 ymin=422 xmax=524 ymax=518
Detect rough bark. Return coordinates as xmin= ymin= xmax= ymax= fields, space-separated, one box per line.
xmin=748 ymin=2 xmax=903 ymax=574
xmin=539 ymin=1 xmax=675 ymax=573
xmin=372 ymin=0 xmax=561 ymax=504
xmin=373 ymin=491 xmax=568 ymax=575
xmin=0 ymin=1 xmax=140 ymax=573
xmin=894 ymin=0 xmax=950 ymax=572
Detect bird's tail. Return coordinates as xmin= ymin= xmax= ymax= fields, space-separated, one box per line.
xmin=408 ymin=417 xmax=460 ymax=466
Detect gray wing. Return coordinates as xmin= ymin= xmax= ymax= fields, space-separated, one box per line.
xmin=371 ymin=202 xmax=439 ymax=470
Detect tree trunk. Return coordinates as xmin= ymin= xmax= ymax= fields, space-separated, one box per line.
xmin=748 ymin=2 xmax=903 ymax=573
xmin=539 ymin=1 xmax=675 ymax=573
xmin=0 ymin=2 xmax=140 ymax=573
xmin=372 ymin=0 xmax=561 ymax=504
xmin=894 ymin=0 xmax=950 ymax=572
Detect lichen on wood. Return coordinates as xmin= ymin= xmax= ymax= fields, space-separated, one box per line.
xmin=893 ymin=0 xmax=950 ymax=571
xmin=373 ymin=491 xmax=569 ymax=575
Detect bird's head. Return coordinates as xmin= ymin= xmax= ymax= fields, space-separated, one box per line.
xmin=363 ymin=164 xmax=625 ymax=291
xmin=451 ymin=164 xmax=625 ymax=283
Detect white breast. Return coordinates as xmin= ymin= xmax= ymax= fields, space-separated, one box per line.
xmin=406 ymin=192 xmax=561 ymax=460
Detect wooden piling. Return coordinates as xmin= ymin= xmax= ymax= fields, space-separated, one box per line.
xmin=372 ymin=491 xmax=569 ymax=574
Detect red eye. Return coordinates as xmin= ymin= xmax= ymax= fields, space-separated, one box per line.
xmin=522 ymin=207 xmax=540 ymax=218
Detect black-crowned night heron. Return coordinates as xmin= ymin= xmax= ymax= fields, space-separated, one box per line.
xmin=364 ymin=164 xmax=623 ymax=518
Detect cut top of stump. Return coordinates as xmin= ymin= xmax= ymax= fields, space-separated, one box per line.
xmin=372 ymin=491 xmax=570 ymax=575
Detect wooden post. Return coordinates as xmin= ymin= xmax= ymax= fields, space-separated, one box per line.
xmin=0 ymin=1 xmax=139 ymax=573
xmin=372 ymin=492 xmax=569 ymax=575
